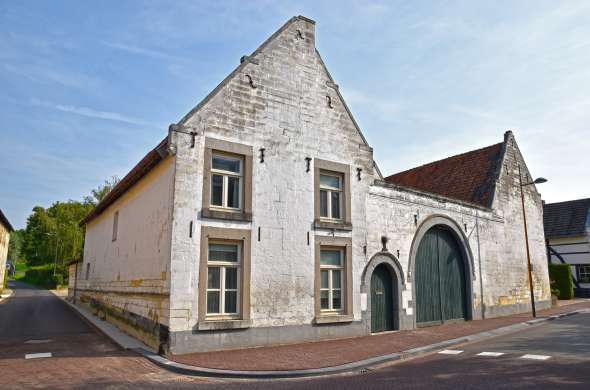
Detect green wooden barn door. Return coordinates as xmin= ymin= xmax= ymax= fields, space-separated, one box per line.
xmin=438 ymin=229 xmax=467 ymax=321
xmin=415 ymin=229 xmax=442 ymax=326
xmin=371 ymin=265 xmax=395 ymax=333
xmin=416 ymin=227 xmax=467 ymax=327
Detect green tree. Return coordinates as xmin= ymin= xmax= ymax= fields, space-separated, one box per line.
xmin=22 ymin=206 xmax=55 ymax=265
xmin=17 ymin=176 xmax=116 ymax=287
xmin=7 ymin=228 xmax=24 ymax=262
xmin=84 ymin=176 xmax=120 ymax=206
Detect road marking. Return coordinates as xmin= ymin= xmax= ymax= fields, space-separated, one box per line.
xmin=477 ymin=352 xmax=505 ymax=357
xmin=438 ymin=350 xmax=463 ymax=355
xmin=25 ymin=339 xmax=52 ymax=344
xmin=521 ymin=354 xmax=551 ymax=361
xmin=25 ymin=352 xmax=52 ymax=359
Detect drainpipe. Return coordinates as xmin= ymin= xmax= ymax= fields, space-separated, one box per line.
xmin=476 ymin=211 xmax=485 ymax=319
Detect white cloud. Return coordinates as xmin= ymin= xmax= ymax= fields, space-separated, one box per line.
xmin=100 ymin=41 xmax=182 ymax=61
xmin=30 ymin=98 xmax=154 ymax=127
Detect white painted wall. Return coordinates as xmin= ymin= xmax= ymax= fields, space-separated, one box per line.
xmin=79 ymin=155 xmax=175 ymax=326
xmin=548 ymin=235 xmax=590 ymax=288
xmin=167 ymin=16 xmax=375 ymax=332
xmin=0 ymin=223 xmax=9 ymax=289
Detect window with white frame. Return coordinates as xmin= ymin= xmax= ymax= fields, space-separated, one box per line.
xmin=206 ymin=242 xmax=241 ymax=316
xmin=578 ymin=264 xmax=590 ymax=283
xmin=320 ymin=248 xmax=344 ymax=312
xmin=210 ymin=153 xmax=243 ymax=211
xmin=319 ymin=172 xmax=343 ymax=220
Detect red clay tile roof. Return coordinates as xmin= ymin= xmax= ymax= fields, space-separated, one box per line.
xmin=385 ymin=142 xmax=504 ymax=208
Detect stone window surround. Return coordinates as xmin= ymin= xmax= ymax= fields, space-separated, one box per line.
xmin=314 ymin=235 xmax=354 ymax=324
xmin=202 ymin=138 xmax=253 ymax=222
xmin=314 ymin=158 xmax=352 ymax=231
xmin=198 ymin=226 xmax=252 ymax=331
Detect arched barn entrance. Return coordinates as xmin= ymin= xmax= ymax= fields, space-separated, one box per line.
xmin=371 ymin=264 xmax=396 ymax=332
xmin=415 ymin=226 xmax=468 ymax=327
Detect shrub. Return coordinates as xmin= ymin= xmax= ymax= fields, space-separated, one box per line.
xmin=23 ymin=264 xmax=60 ymax=289
xmin=549 ymin=264 xmax=574 ymax=300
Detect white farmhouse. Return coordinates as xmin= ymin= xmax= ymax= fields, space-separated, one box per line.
xmin=73 ymin=16 xmax=550 ymax=354
xmin=544 ymin=199 xmax=590 ymax=295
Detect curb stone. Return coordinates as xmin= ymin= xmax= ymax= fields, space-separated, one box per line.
xmin=139 ymin=309 xmax=583 ymax=379
xmin=0 ymin=288 xmax=14 ymax=303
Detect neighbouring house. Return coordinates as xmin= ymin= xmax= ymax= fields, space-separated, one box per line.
xmin=0 ymin=208 xmax=13 ymax=290
xmin=75 ymin=16 xmax=550 ymax=354
xmin=544 ymin=198 xmax=590 ymax=296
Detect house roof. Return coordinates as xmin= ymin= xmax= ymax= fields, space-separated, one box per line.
xmin=384 ymin=142 xmax=504 ymax=208
xmin=0 ymin=208 xmax=13 ymax=232
xmin=543 ymin=198 xmax=590 ymax=239
xmin=80 ymin=138 xmax=168 ymax=226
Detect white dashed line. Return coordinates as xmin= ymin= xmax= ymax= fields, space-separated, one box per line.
xmin=520 ymin=354 xmax=551 ymax=361
xmin=25 ymin=352 xmax=52 ymax=359
xmin=476 ymin=352 xmax=505 ymax=357
xmin=438 ymin=350 xmax=464 ymax=355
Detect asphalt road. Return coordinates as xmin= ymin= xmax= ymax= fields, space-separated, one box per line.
xmin=0 ymin=280 xmax=90 ymax=343
xmin=1 ymin=281 xmax=589 ymax=389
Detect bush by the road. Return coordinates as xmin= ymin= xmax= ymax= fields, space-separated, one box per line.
xmin=549 ymin=264 xmax=574 ymax=300
xmin=21 ymin=264 xmax=65 ymax=290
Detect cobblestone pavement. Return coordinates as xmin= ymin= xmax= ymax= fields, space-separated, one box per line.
xmin=172 ymin=300 xmax=590 ymax=371
xmin=1 ymin=281 xmax=588 ymax=389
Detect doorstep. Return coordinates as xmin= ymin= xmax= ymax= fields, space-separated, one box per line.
xmin=166 ymin=300 xmax=590 ymax=374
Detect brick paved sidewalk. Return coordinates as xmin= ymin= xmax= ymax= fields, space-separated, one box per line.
xmin=171 ymin=300 xmax=590 ymax=371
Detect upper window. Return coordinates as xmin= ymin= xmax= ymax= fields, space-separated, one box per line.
xmin=210 ymin=154 xmax=243 ymax=211
xmin=319 ymin=248 xmax=344 ymax=312
xmin=206 ymin=242 xmax=241 ymax=317
xmin=112 ymin=211 xmax=119 ymax=242
xmin=319 ymin=172 xmax=343 ymax=221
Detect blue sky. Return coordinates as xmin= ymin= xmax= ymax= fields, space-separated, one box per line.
xmin=1 ymin=1 xmax=589 ymax=228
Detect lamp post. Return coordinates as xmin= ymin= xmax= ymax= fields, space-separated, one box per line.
xmin=518 ymin=166 xmax=547 ymax=318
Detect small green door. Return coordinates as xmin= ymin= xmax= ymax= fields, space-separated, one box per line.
xmin=371 ymin=264 xmax=395 ymax=333
xmin=415 ymin=227 xmax=467 ymax=327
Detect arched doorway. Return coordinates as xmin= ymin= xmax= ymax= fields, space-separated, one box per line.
xmin=415 ymin=226 xmax=468 ymax=327
xmin=371 ymin=264 xmax=397 ymax=332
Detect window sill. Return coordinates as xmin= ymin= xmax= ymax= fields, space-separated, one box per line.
xmin=197 ymin=319 xmax=251 ymax=331
xmin=313 ymin=314 xmax=354 ymax=325
xmin=314 ymin=220 xmax=352 ymax=231
xmin=202 ymin=208 xmax=252 ymax=222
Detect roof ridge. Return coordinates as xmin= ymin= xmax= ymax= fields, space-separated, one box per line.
xmin=386 ymin=141 xmax=503 ymax=179
xmin=177 ymin=16 xmax=306 ymax=126
xmin=544 ymin=198 xmax=590 ymax=206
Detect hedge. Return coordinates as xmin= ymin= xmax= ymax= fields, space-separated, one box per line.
xmin=549 ymin=264 xmax=574 ymax=300
xmin=22 ymin=264 xmax=65 ymax=290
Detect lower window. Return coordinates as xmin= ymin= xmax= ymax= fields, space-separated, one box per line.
xmin=320 ymin=248 xmax=344 ymax=312
xmin=578 ymin=264 xmax=590 ymax=283
xmin=206 ymin=242 xmax=241 ymax=317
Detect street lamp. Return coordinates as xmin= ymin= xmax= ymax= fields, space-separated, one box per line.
xmin=518 ymin=166 xmax=547 ymax=318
